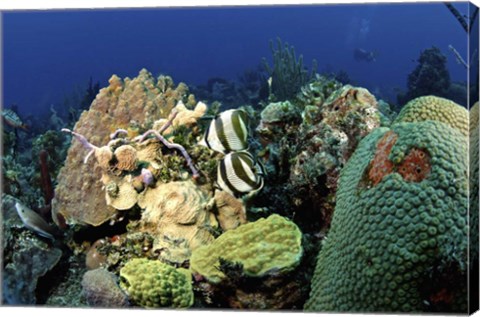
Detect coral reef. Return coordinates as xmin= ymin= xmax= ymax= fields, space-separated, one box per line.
xmin=52 ymin=69 xmax=196 ymax=226
xmin=2 ymin=195 xmax=63 ymax=304
xmin=394 ymin=95 xmax=468 ymax=135
xmin=119 ymin=258 xmax=194 ymax=308
xmin=295 ymin=75 xmax=343 ymax=114
xmin=256 ymin=100 xmax=302 ymax=144
xmin=255 ymin=83 xmax=383 ymax=234
xmin=305 ymin=120 xmax=468 ymax=312
xmin=82 ymin=268 xmax=129 ymax=307
xmin=57 ymin=108 xmax=213 ymax=265
xmin=94 ymin=232 xmax=156 ymax=274
xmin=85 ymin=181 xmax=217 ymax=270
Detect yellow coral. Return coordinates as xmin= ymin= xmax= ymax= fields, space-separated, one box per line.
xmin=395 ymin=95 xmax=468 ymax=135
xmin=107 ymin=75 xmax=123 ymax=94
xmin=190 ymin=214 xmax=303 ymax=284
xmin=470 ymin=101 xmax=479 ymax=133
xmin=113 ymin=145 xmax=138 ymax=171
xmin=153 ymin=100 xmax=207 ymax=134
xmin=119 ymin=258 xmax=193 ymax=308
xmin=173 ymin=100 xmax=207 ymax=127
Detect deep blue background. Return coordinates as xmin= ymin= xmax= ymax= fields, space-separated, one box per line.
xmin=2 ymin=3 xmax=470 ymax=116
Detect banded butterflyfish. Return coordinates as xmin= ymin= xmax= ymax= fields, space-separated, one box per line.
xmin=200 ymin=109 xmax=249 ymax=154
xmin=217 ymin=150 xmax=265 ymax=197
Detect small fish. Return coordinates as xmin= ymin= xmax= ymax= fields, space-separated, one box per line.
xmin=2 ymin=109 xmax=28 ymax=130
xmin=199 ymin=109 xmax=249 ymax=154
xmin=15 ymin=201 xmax=58 ymax=240
xmin=217 ymin=151 xmax=265 ymax=197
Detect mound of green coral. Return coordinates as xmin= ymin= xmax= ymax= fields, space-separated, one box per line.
xmin=395 ymin=95 xmax=468 ymax=135
xmin=190 ymin=214 xmax=303 ymax=284
xmin=470 ymin=102 xmax=479 ymax=270
xmin=305 ymin=120 xmax=468 ymax=312
xmin=119 ymin=258 xmax=193 ymax=308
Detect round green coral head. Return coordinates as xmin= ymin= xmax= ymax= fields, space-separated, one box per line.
xmin=395 ymin=95 xmax=468 ymax=135
xmin=119 ymin=258 xmax=193 ymax=308
xmin=190 ymin=214 xmax=303 ymax=284
xmin=305 ymin=120 xmax=468 ymax=312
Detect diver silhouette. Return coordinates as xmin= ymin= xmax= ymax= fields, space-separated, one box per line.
xmin=354 ymin=48 xmax=377 ymax=62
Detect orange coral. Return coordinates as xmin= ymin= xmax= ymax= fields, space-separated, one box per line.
xmin=365 ymin=131 xmax=431 ymax=186
xmin=429 ymin=288 xmax=454 ymax=305
xmin=397 ymin=148 xmax=431 ymax=182
xmin=367 ymin=131 xmax=397 ymax=186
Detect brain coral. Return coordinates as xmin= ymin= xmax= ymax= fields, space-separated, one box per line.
xmin=395 ymin=96 xmax=468 ymax=135
xmin=304 ymin=120 xmax=468 ymax=312
xmin=53 ymin=69 xmax=194 ymax=226
xmin=190 ymin=214 xmax=303 ymax=284
xmin=119 ymin=258 xmax=193 ymax=308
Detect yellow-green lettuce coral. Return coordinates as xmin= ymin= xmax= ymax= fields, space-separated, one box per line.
xmin=190 ymin=214 xmax=303 ymax=284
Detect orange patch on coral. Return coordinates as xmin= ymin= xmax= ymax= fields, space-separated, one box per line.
xmin=368 ymin=131 xmax=397 ymax=186
xmin=429 ymin=288 xmax=453 ymax=305
xmin=397 ymin=147 xmax=430 ymax=182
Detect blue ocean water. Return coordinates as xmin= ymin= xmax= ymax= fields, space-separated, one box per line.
xmin=2 ymin=2 xmax=471 ymax=118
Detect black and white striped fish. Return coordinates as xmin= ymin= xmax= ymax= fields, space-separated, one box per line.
xmin=217 ymin=151 xmax=265 ymax=197
xmin=199 ymin=109 xmax=249 ymax=154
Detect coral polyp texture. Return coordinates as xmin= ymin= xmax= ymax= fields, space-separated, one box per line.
xmin=190 ymin=214 xmax=303 ymax=284
xmin=394 ymin=95 xmax=468 ymax=135
xmin=52 ymin=69 xmax=195 ymax=226
xmin=470 ymin=102 xmax=479 ymax=268
xmin=119 ymin=258 xmax=194 ymax=308
xmin=304 ymin=120 xmax=468 ymax=312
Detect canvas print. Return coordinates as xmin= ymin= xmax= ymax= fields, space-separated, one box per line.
xmin=1 ymin=1 xmax=479 ymax=314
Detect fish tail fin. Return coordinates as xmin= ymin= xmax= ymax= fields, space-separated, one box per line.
xmin=198 ymin=137 xmax=208 ymax=148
